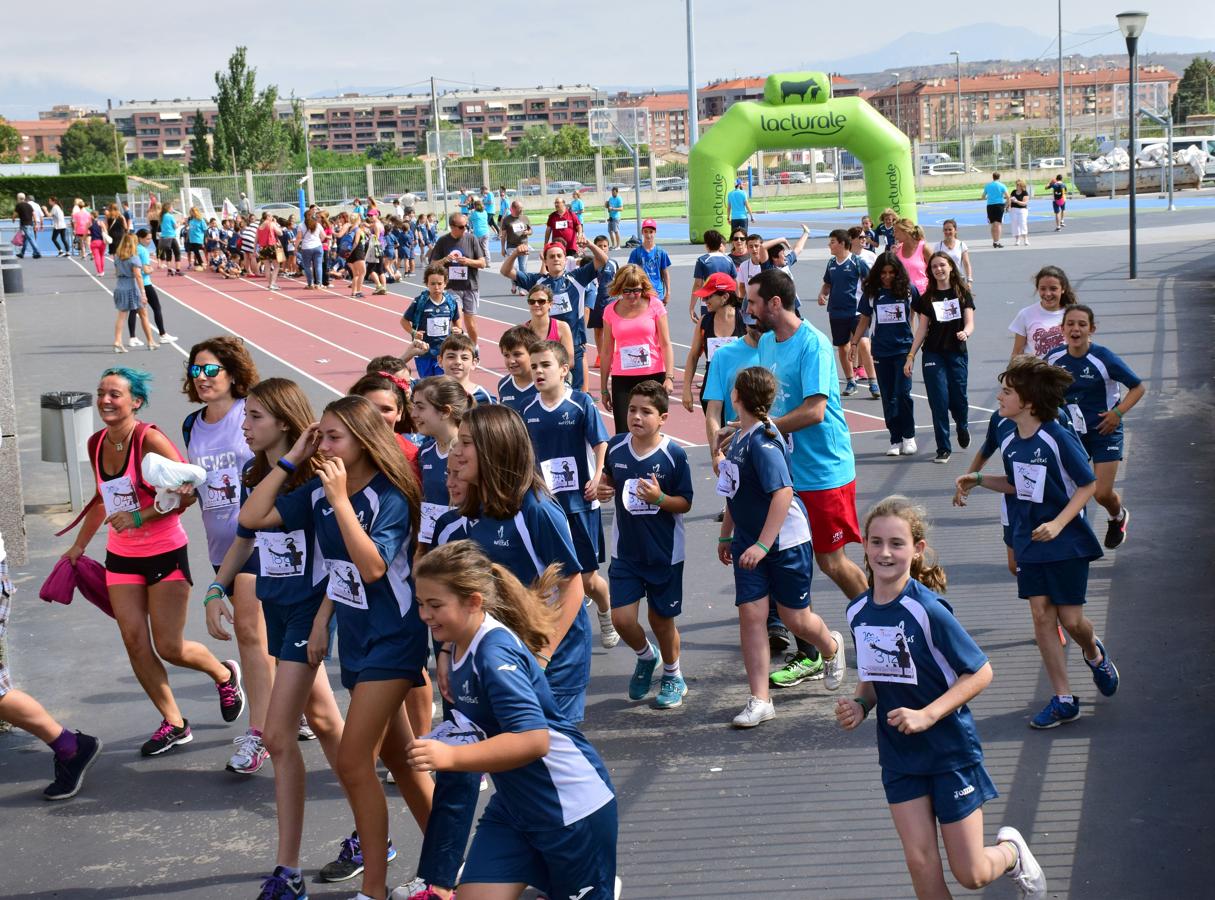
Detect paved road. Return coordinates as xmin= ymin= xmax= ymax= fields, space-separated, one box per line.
xmin=1 ymin=203 xmax=1212 ymax=898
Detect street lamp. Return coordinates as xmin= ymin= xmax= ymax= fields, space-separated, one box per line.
xmin=1117 ymin=10 xmax=1147 ymax=280
xmin=950 ymin=52 xmax=965 ymax=167
xmin=892 ymin=72 xmax=902 ymax=134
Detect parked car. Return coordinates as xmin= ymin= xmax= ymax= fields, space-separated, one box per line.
xmin=656 ymin=177 xmax=688 ymax=192
xmin=923 ymin=162 xmax=970 ymax=176
xmin=254 ymin=202 xmax=299 ymax=214
xmin=1033 ymin=157 xmax=1066 ymax=169
xmin=546 ymin=180 xmax=583 ymax=195
xmin=776 ymin=171 xmax=809 ymax=184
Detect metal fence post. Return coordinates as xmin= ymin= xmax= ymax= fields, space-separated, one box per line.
xmin=481 ymin=159 xmax=491 ymax=190
xmin=539 ymin=157 xmax=548 ymax=200
xmin=364 ymin=164 xmax=374 ymax=199
xmin=245 ymin=170 xmax=255 ymax=205
xmin=1014 ymin=133 xmax=1022 ymax=172
xmin=913 ymin=139 xmax=923 ymax=191
xmin=594 ymin=152 xmax=605 ymax=194
xmin=424 ymin=160 xmax=435 ymax=210
xmin=305 ymin=166 xmax=315 ymax=206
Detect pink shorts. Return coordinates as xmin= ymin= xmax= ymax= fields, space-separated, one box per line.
xmin=797 ymin=481 xmax=862 ymax=554
xmin=106 ymin=569 xmax=188 ymax=588
xmin=104 ymin=545 xmax=192 ymax=588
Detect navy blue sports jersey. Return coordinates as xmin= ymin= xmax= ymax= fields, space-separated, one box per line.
xmin=522 ymin=391 xmax=610 ymax=515
xmin=236 ymin=460 xmax=325 ymax=605
xmin=1046 ymin=344 xmax=1141 ymax=437
xmin=497 ymin=374 xmax=538 ymax=414
xmin=514 ymin=263 xmax=599 ymax=320
xmin=859 ymin=287 xmax=916 ymax=358
xmin=693 ymin=251 xmax=738 ymax=281
xmin=417 ymin=438 xmax=452 ymax=545
xmin=403 ymin=292 xmax=461 ymax=359
xmin=822 ymin=253 xmax=870 ymax=319
xmin=718 ymin=422 xmax=812 ymax=552
xmin=605 ymin=434 xmax=694 ymax=574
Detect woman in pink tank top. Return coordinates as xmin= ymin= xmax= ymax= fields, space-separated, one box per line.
xmin=62 ymin=367 xmax=244 ymax=758
xmin=894 ymin=218 xmax=932 ymax=296
xmin=521 ymin=282 xmax=575 ymax=363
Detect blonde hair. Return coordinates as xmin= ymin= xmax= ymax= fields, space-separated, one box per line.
xmin=862 ymin=495 xmax=947 ymax=592
xmin=894 ymin=217 xmax=924 ymax=243
xmin=415 ymin=540 xmax=560 ymax=654
xmin=116 ymin=232 xmax=139 ymax=260
xmin=608 ymin=263 xmax=655 ymax=298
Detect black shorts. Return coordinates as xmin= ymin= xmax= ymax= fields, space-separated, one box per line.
xmin=829 ymin=316 xmax=860 ymax=347
xmin=366 ymin=260 xmax=383 ymax=275
xmin=586 ymin=296 xmax=613 ymax=330
xmin=106 ymin=545 xmax=193 ymax=586
xmin=986 ymin=204 xmax=1006 ymax=224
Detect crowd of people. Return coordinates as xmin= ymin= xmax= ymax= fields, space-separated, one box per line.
xmin=0 ymin=178 xmax=1145 ymax=900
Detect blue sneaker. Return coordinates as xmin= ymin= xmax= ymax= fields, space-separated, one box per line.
xmin=868 ymin=380 xmax=881 ymax=399
xmin=257 ymin=865 xmax=308 ymax=899
xmin=628 ymin=646 xmax=659 ymax=700
xmin=1029 ymin=696 xmax=1081 ymax=729
xmin=654 ymin=674 xmax=688 ymax=709
xmin=842 ymin=380 xmax=858 ymax=397
xmin=1085 ymin=638 xmax=1119 ymax=697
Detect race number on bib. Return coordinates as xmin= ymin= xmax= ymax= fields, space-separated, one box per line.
xmin=715 ymin=460 xmax=740 ymax=498
xmin=854 ymin=623 xmax=918 ymax=684
xmin=447 ymin=265 xmax=468 ymax=281
xmin=511 ymin=221 xmax=527 ymax=235
xmin=875 ymin=303 xmax=906 ymax=325
xmin=540 ymin=457 xmax=579 ymax=493
xmin=426 ymin=316 xmax=451 ymax=339
xmin=623 ymin=478 xmax=660 ymax=515
xmin=419 ymin=501 xmax=451 ymax=544
xmin=325 ymin=560 xmax=368 ymax=609
xmin=1066 ymin=403 xmax=1087 ymax=435
xmin=554 ymin=220 xmax=568 ymax=231
xmin=932 ymin=298 xmax=962 ymax=322
xmin=1012 ymin=462 xmax=1048 ymax=504
xmin=550 ymin=291 xmax=572 ymax=315
xmin=705 ymin=336 xmax=733 ymax=361
xmin=257 ymin=529 xmax=307 ymax=578
xmin=100 ymin=476 xmax=140 ymax=515
xmin=201 ymin=466 xmax=241 ymax=511
xmin=619 ymin=344 xmax=652 ymax=371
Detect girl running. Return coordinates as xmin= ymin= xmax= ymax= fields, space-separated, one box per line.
xmin=852 ymin=253 xmax=917 ymax=458
xmin=239 ymin=395 xmax=434 ymax=900
xmin=1009 ymin=265 xmax=1077 ymax=362
xmin=908 ymin=251 xmax=976 ymax=463
xmin=837 ymin=496 xmax=1046 ymax=899
xmin=1046 ymin=305 xmax=1144 ymax=548
xmin=410 ymin=376 xmax=468 ymax=550
xmin=62 ymin=367 xmax=244 ymax=757
xmin=408 ymin=540 xmax=618 ymax=900
xmin=933 ymin=219 xmax=973 ymax=285
xmin=717 ymin=366 xmax=846 ymax=728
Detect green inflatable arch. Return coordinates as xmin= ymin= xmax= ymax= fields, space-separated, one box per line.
xmin=688 ymin=71 xmax=916 ymax=243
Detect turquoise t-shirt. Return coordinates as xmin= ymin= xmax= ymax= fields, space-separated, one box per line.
xmin=757 ymin=321 xmax=855 ymax=491
xmin=468 ymin=208 xmax=490 ymax=238
xmin=983 ymin=181 xmax=1008 ymax=205
xmin=702 ymin=338 xmax=759 ymax=424
xmin=607 ymin=196 xmax=623 ymax=220
xmin=159 ymin=212 xmax=178 ymax=237
xmin=570 ymin=198 xmax=584 ymax=221
xmin=136 ymin=243 xmax=153 ymax=286
xmin=727 ymin=188 xmax=748 ymax=219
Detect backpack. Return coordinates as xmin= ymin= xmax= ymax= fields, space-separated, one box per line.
xmin=337 ymin=231 xmax=356 ymax=259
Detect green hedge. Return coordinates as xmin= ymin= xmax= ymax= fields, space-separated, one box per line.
xmin=0 ymin=175 xmax=128 ymax=217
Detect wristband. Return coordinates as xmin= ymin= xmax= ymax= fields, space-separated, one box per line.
xmin=975 ymin=472 xmax=983 ymax=486
xmin=131 ymin=508 xmax=143 ymax=528
xmin=854 ymin=696 xmax=872 ymax=718
xmin=656 ymin=492 xmax=666 ymax=505
xmin=277 ymin=457 xmax=297 ymax=474
xmin=536 ymin=653 xmax=552 ymax=664
xmin=755 ymin=540 xmax=770 ymax=554
xmin=718 ymin=536 xmax=733 ymax=544
xmin=1112 ymin=407 xmax=1123 ymax=420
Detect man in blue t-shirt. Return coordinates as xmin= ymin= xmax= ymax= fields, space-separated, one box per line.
xmin=627 ymin=219 xmax=671 ymax=303
xmin=727 ymin=181 xmax=753 ymax=234
xmin=981 ymin=173 xmax=1010 ymax=248
xmin=604 ymin=187 xmax=624 ymax=249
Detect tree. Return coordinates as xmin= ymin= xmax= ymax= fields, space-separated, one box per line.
xmin=0 ymin=117 xmax=20 ymax=162
xmin=1172 ymin=57 xmax=1215 ymax=123
xmin=285 ymin=98 xmax=306 ymax=156
xmin=129 ymin=158 xmax=185 ymax=178
xmin=59 ymin=118 xmax=121 ymax=173
xmin=189 ymin=109 xmax=212 ymax=173
xmin=212 ymin=46 xmax=287 ymax=171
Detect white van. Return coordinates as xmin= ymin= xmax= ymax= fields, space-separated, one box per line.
xmin=919 ymin=152 xmax=952 ymax=172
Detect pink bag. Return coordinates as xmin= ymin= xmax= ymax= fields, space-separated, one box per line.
xmin=39 ymin=556 xmax=115 ymax=619
xmin=11 ymin=232 xmax=24 ymax=248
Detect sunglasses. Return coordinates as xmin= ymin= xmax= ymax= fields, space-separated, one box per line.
xmin=620 ymin=287 xmax=645 ymax=296
xmin=527 ymin=295 xmax=551 ymax=305
xmin=189 ymin=363 xmax=225 ymax=379
xmin=450 ymin=224 xmax=466 ymax=230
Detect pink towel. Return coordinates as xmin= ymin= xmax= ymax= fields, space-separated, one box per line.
xmin=39 ymin=556 xmax=115 ymax=619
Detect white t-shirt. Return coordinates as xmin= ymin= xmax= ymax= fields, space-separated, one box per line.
xmin=856 ymin=248 xmax=877 ymax=268
xmin=1008 ymin=303 xmax=1066 ymax=359
xmin=299 ymin=223 xmax=324 ymax=250
xmin=50 ymin=204 xmax=66 ymax=229
xmin=934 ymin=240 xmax=968 ymax=271
xmin=737 ymin=257 xmax=763 ymax=286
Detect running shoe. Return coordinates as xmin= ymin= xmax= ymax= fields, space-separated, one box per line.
xmin=628 ymin=645 xmax=659 ymax=700
xmin=257 ymin=865 xmax=308 ymax=899
xmin=769 ymin=651 xmax=824 ymax=688
xmin=901 ymin=437 xmax=918 ymax=455
xmin=597 ymin=608 xmax=620 ymax=649
xmin=767 ymin=624 xmax=791 ymax=654
xmin=854 ymin=367 xmax=868 ymax=380
xmin=42 ymin=732 xmax=103 ymax=801
xmin=217 ymin=659 xmax=246 ymax=723
xmin=732 ymin=696 xmax=775 ymax=728
xmin=654 ymin=674 xmax=688 ymax=709
xmin=226 ymin=729 xmax=269 ymax=775
xmin=933 ymin=449 xmax=952 ymax=464
xmin=159 ymin=333 xmax=179 ymax=343
xmin=886 ymin=444 xmax=902 ymax=457
xmin=957 ymin=426 xmax=971 ymax=449
xmin=823 ymin=631 xmax=847 ymax=691
xmin=318 ymin=831 xmax=397 ymax=883
xmin=390 ymin=880 xmax=444 ymax=900
xmin=1085 ymin=638 xmax=1119 ymax=696
xmin=997 ymin=826 xmax=1047 ymax=897
xmin=298 ymin=715 xmax=317 ymax=741
xmin=868 ymin=381 xmax=880 ymax=399
xmin=1029 ymin=696 xmax=1081 ymax=729
xmin=1104 ymin=507 xmax=1129 ymax=549
xmin=141 ymin=719 xmax=192 ymax=757
xmin=128 ymin=336 xmax=144 ymax=346
xmin=842 ymin=380 xmax=858 ymax=397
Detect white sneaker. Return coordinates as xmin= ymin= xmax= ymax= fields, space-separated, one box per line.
xmin=997 ymin=826 xmax=1047 ymax=897
xmin=901 ymin=437 xmax=918 ymax=455
xmin=823 ymin=630 xmax=847 ymax=691
xmin=598 ymin=609 xmax=620 ymax=649
xmin=731 ymin=695 xmax=775 ymax=728
xmin=159 ymin=333 xmax=178 ymax=343
xmin=886 ymin=443 xmax=902 ymax=457
xmin=389 ymin=879 xmax=426 ymax=900
xmin=128 ymin=336 xmax=144 ymax=346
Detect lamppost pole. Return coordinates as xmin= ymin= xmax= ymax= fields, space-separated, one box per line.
xmin=950 ymin=52 xmax=965 ymax=168
xmin=893 ymin=73 xmax=902 ymax=134
xmin=1058 ymin=0 xmax=1066 ymax=160
xmin=1118 ymin=11 xmax=1147 ymax=280
xmin=686 ymin=0 xmax=699 ymax=152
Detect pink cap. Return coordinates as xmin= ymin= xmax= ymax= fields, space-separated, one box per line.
xmin=641 ymin=218 xmax=658 ymax=230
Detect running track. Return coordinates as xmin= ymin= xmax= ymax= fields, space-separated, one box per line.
xmin=69 ymin=260 xmax=900 ymax=445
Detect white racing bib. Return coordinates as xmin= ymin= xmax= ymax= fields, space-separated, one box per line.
xmin=875 ymin=303 xmax=907 ymax=325
xmin=201 ymin=466 xmax=241 ymax=511
xmin=854 ymin=623 xmax=918 ymax=684
xmin=257 ymin=529 xmax=307 ymax=578
xmin=554 ymin=219 xmax=568 ymax=231
xmin=510 ymin=221 xmax=527 ymax=235
xmin=1066 ymin=403 xmax=1087 ymax=435
xmin=623 ymin=478 xmax=660 ymax=515
xmin=619 ymin=344 xmax=653 ymax=371
xmin=550 ymin=290 xmax=572 ymax=315
xmin=426 ymin=316 xmax=451 ymax=339
xmin=100 ymin=476 xmax=140 ymax=515
xmin=1012 ymin=461 xmax=1048 ymax=504
xmin=419 ymin=501 xmax=451 ymax=544
xmin=705 ymin=336 xmax=733 ymax=361
xmin=325 ymin=560 xmax=368 ymax=609
xmin=932 ymin=298 xmax=963 ymax=322
xmin=541 ymin=457 xmax=579 ymax=493
xmin=447 ymin=265 xmax=468 ymax=281
xmin=715 ymin=460 xmax=740 ymax=498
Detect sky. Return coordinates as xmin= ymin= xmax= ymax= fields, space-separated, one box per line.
xmin=2 ymin=1 xmax=1211 ymax=119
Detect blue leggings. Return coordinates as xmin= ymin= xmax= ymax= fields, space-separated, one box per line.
xmin=920 ymin=350 xmax=970 ymax=453
xmin=874 ymin=356 xmax=916 ymax=443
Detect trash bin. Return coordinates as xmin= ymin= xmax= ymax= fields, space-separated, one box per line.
xmin=0 ymin=260 xmax=21 ymax=295
xmin=41 ymin=391 xmax=93 ymax=464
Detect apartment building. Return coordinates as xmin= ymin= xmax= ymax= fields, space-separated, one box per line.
xmin=4 ymin=119 xmax=77 ymax=162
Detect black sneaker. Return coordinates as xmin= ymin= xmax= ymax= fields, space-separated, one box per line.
xmin=1104 ymin=507 xmax=1129 ymax=549
xmin=318 ymin=831 xmax=398 ymax=883
xmin=933 ymin=449 xmax=952 ymax=464
xmin=217 ymin=659 xmax=245 ymax=723
xmin=43 ymin=732 xmax=103 ymax=800
xmin=767 ymin=625 xmax=792 ymax=654
xmin=257 ymin=865 xmax=307 ymax=899
xmin=957 ymin=426 xmax=971 ymax=449
xmin=141 ymin=719 xmax=193 ymax=757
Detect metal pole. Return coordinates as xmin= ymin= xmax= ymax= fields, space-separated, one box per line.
xmin=1127 ymin=38 xmax=1138 ymax=279
xmin=836 ymin=149 xmax=844 ymax=209
xmin=685 ymin=0 xmax=699 ymax=152
xmin=952 ymin=52 xmax=965 ymax=167
xmin=1166 ymin=113 xmax=1175 ymax=210
xmin=632 ymin=146 xmax=642 ymax=240
xmin=894 ymin=75 xmax=902 ymax=133
xmin=431 ymin=76 xmax=449 ymax=225
xmin=1058 ymin=0 xmax=1066 ymax=159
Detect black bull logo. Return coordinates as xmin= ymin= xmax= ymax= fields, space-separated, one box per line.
xmin=780 ymin=78 xmax=822 ymax=103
